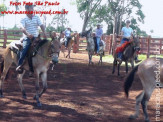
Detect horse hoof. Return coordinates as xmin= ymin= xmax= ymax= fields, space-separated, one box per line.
xmin=37 ymin=102 xmax=42 ymax=107
xmin=0 ymin=95 xmax=4 ymax=98
xmin=22 ymin=95 xmax=27 ymax=99
xmin=129 ymin=115 xmax=137 ymax=120
xmin=33 ymin=95 xmax=36 ymax=100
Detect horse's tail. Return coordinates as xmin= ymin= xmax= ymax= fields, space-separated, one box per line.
xmin=124 ymin=65 xmax=139 ymax=98
xmin=0 ymin=59 xmax=4 ymax=76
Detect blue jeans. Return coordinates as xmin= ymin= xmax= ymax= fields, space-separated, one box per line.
xmin=96 ymin=37 xmax=100 ymax=53
xmin=18 ymin=37 xmax=31 ymax=66
xmin=118 ymin=38 xmax=129 ymax=59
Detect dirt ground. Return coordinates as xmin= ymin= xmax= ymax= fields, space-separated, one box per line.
xmin=0 ymin=48 xmax=162 ymax=122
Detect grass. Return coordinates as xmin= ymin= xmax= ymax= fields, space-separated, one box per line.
xmin=93 ymin=54 xmax=163 ymax=66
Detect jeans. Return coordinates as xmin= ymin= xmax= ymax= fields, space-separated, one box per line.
xmin=18 ymin=37 xmax=31 ymax=66
xmin=118 ymin=38 xmax=129 ymax=59
xmin=96 ymin=37 xmax=100 ymax=53
xmin=65 ymin=37 xmax=71 ymax=47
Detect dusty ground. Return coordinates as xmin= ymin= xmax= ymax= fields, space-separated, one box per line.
xmin=0 ymin=48 xmax=162 ymax=122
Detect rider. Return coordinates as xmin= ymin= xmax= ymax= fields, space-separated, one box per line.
xmin=117 ymin=20 xmax=141 ymax=63
xmin=16 ymin=5 xmax=47 ymax=77
xmin=64 ymin=27 xmax=71 ymax=48
xmin=95 ymin=23 xmax=103 ymax=54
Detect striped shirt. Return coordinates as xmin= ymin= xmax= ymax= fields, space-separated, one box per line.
xmin=20 ymin=15 xmax=43 ymax=37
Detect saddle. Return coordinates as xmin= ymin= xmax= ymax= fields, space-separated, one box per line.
xmin=9 ymin=39 xmax=48 ymax=57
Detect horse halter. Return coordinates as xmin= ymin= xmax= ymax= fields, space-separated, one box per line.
xmin=49 ymin=37 xmax=60 ymax=57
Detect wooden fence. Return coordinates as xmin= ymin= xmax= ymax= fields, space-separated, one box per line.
xmin=0 ymin=29 xmax=163 ymax=58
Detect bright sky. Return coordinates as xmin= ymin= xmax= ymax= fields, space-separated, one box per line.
xmin=0 ymin=0 xmax=163 ymax=37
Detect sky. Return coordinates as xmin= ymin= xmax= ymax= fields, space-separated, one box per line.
xmin=0 ymin=0 xmax=163 ymax=37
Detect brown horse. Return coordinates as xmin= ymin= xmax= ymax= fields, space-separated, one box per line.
xmin=112 ymin=36 xmax=140 ymax=76
xmin=124 ymin=57 xmax=163 ymax=122
xmin=0 ymin=32 xmax=60 ymax=106
xmin=59 ymin=33 xmax=77 ymax=58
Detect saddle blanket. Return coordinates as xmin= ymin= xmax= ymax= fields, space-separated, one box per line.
xmin=115 ymin=41 xmax=131 ymax=54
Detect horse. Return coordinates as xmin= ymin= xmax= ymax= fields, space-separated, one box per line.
xmin=0 ymin=32 xmax=60 ymax=106
xmin=79 ymin=28 xmax=105 ymax=65
xmin=124 ymin=57 xmax=163 ymax=122
xmin=112 ymin=36 xmax=140 ymax=76
xmin=59 ymin=33 xmax=77 ymax=58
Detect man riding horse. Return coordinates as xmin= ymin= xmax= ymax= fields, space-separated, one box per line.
xmin=64 ymin=27 xmax=72 ymax=48
xmin=16 ymin=5 xmax=47 ymax=77
xmin=116 ymin=20 xmax=141 ymax=63
xmin=95 ymin=23 xmax=103 ymax=54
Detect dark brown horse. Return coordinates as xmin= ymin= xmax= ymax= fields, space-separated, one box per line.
xmin=112 ymin=36 xmax=140 ymax=76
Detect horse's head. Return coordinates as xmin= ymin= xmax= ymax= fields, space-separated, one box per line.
xmin=49 ymin=31 xmax=61 ymax=64
xmin=79 ymin=28 xmax=92 ymax=39
xmin=132 ymin=35 xmax=140 ymax=52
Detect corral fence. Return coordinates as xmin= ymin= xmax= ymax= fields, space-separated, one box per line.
xmin=0 ymin=29 xmax=163 ymax=58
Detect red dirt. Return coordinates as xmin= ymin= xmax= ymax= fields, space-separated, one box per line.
xmin=0 ymin=48 xmax=162 ymax=122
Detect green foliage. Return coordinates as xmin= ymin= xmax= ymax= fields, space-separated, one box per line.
xmin=0 ymin=4 xmax=7 ymax=17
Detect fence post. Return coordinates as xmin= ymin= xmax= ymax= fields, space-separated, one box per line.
xmin=109 ymin=35 xmax=113 ymax=54
xmin=147 ymin=35 xmax=151 ymax=58
xmin=3 ymin=29 xmax=7 ymax=48
xmin=160 ymin=39 xmax=162 ymax=55
xmin=73 ymin=33 xmax=79 ymax=53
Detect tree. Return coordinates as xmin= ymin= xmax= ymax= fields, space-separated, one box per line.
xmin=0 ymin=3 xmax=7 ymax=29
xmin=50 ymin=10 xmax=69 ymax=32
xmin=76 ymin=0 xmax=102 ymax=32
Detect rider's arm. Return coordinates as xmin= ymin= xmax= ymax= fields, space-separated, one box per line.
xmin=40 ymin=24 xmax=47 ymax=39
xmin=19 ymin=18 xmax=33 ymax=39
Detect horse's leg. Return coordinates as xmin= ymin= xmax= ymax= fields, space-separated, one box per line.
xmin=39 ymin=72 xmax=48 ymax=98
xmin=17 ymin=70 xmax=26 ymax=99
xmin=129 ymin=91 xmax=144 ymax=119
xmin=34 ymin=71 xmax=42 ymax=107
xmin=125 ymin=61 xmax=128 ymax=74
xmin=130 ymin=60 xmax=134 ymax=69
xmin=90 ymin=54 xmax=93 ymax=65
xmin=0 ymin=60 xmax=12 ymax=97
xmin=100 ymin=54 xmax=102 ymax=65
xmin=112 ymin=59 xmax=116 ymax=74
xmin=98 ymin=54 xmax=102 ymax=65
xmin=141 ymin=88 xmax=154 ymax=122
xmin=66 ymin=47 xmax=71 ymax=58
xmin=88 ymin=54 xmax=91 ymax=65
xmin=117 ymin=62 xmax=122 ymax=76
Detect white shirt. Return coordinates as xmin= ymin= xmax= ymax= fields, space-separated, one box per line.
xmin=19 ymin=15 xmax=43 ymax=37
xmin=121 ymin=27 xmax=133 ymax=38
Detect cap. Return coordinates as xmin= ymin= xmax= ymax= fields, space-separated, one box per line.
xmin=25 ymin=5 xmax=35 ymax=10
xmin=126 ymin=20 xmax=131 ymax=23
xmin=97 ymin=23 xmax=101 ymax=26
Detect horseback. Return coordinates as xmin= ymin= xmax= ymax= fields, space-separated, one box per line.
xmin=0 ymin=5 xmax=61 ymax=106
xmin=59 ymin=27 xmax=77 ymax=58
xmin=79 ymin=24 xmax=105 ymax=65
xmin=112 ymin=20 xmax=141 ymax=76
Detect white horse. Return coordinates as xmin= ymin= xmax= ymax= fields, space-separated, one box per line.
xmin=79 ymin=28 xmax=105 ymax=65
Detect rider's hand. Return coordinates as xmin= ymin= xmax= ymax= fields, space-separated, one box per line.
xmin=27 ymin=34 xmax=34 ymax=39
xmin=43 ymin=32 xmax=47 ymax=39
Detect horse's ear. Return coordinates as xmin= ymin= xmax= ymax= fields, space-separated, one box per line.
xmin=50 ymin=31 xmax=57 ymax=39
xmin=38 ymin=34 xmax=41 ymax=39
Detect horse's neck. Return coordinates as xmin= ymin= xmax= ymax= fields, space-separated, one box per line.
xmin=37 ymin=41 xmax=50 ymax=59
